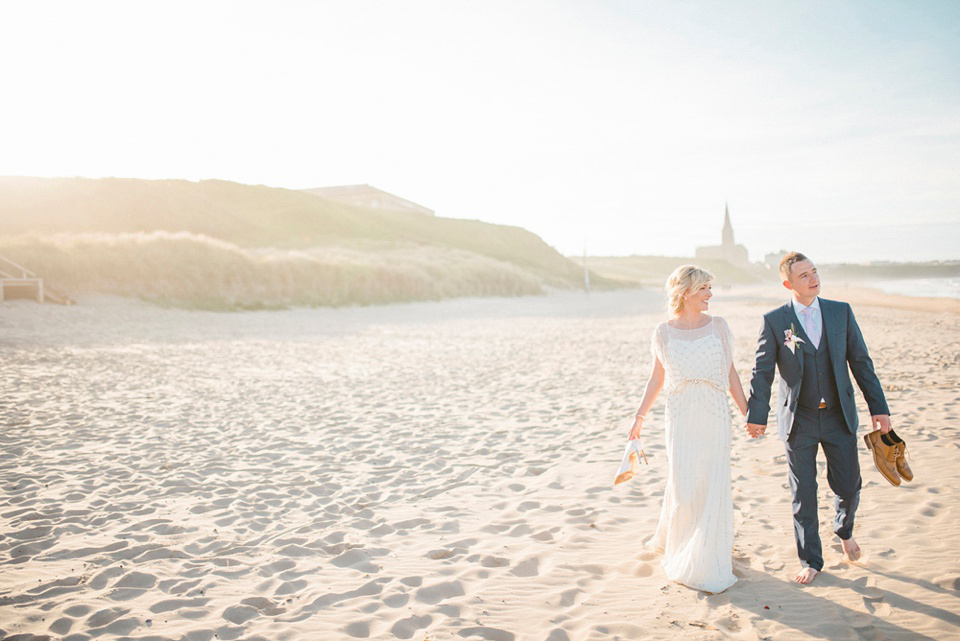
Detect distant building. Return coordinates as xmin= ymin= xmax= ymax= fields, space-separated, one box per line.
xmin=764 ymin=250 xmax=790 ymax=270
xmin=695 ymin=204 xmax=749 ymax=266
xmin=302 ymin=184 xmax=434 ymax=216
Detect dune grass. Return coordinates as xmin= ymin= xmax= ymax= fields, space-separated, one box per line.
xmin=0 ymin=176 xmax=589 ymax=287
xmin=0 ymin=176 xmax=612 ymax=307
xmin=0 ymin=232 xmax=544 ymax=310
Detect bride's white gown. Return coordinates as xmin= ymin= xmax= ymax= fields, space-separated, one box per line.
xmin=649 ymin=316 xmax=737 ymax=593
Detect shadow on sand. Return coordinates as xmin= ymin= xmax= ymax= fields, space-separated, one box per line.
xmin=709 ymin=567 xmax=955 ymax=641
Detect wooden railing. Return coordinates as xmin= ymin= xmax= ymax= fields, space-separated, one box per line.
xmin=0 ymin=254 xmax=37 ymax=280
xmin=0 ymin=254 xmax=74 ymax=305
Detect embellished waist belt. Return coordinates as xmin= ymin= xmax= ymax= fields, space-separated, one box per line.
xmin=668 ymin=378 xmax=726 ymax=394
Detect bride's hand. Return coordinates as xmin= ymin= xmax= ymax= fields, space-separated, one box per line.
xmin=628 ymin=415 xmax=644 ymax=440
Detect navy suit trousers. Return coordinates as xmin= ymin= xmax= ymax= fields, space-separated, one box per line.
xmin=784 ymin=405 xmax=862 ymax=571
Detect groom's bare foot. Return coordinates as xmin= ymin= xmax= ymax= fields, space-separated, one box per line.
xmin=794 ymin=567 xmax=819 ymax=584
xmin=842 ymin=536 xmax=862 ymax=562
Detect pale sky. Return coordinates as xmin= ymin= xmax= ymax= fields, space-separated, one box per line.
xmin=1 ymin=0 xmax=958 ymax=262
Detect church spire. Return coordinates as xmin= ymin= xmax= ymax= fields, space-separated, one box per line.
xmin=722 ymin=203 xmax=734 ymax=247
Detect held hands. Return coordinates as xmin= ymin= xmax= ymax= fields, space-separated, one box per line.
xmin=871 ymin=414 xmax=892 ymax=434
xmin=745 ymin=422 xmax=766 ymax=438
xmin=746 ymin=416 xmax=891 ymax=438
xmin=628 ymin=415 xmax=644 ymax=440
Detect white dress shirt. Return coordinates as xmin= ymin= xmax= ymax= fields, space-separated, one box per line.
xmin=792 ymin=297 xmax=822 ymax=349
xmin=793 ymin=296 xmax=824 ymax=405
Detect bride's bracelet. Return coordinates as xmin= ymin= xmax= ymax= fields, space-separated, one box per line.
xmin=634 ymin=412 xmax=645 ymax=420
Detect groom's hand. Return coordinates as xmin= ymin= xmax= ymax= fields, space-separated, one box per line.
xmin=871 ymin=414 xmax=892 ymax=434
xmin=746 ymin=422 xmax=766 ymax=438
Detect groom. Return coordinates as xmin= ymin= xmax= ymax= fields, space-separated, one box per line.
xmin=745 ymin=252 xmax=891 ymax=584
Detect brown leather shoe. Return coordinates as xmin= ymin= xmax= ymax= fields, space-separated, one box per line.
xmin=888 ymin=429 xmax=913 ymax=482
xmin=864 ymin=430 xmax=901 ymax=486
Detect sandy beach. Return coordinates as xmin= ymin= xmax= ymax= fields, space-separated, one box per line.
xmin=1 ymin=286 xmax=958 ymax=641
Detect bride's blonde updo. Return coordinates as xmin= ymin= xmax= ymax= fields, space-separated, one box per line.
xmin=665 ymin=265 xmax=713 ymax=315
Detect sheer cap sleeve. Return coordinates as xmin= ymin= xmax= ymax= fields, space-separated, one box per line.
xmin=651 ymin=322 xmax=666 ymax=365
xmin=715 ymin=316 xmax=734 ymax=373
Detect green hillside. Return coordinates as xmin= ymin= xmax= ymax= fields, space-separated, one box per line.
xmin=0 ymin=177 xmax=586 ymax=282
xmin=0 ymin=177 xmax=605 ymax=308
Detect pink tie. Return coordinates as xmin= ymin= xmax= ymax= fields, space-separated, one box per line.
xmin=802 ymin=307 xmax=821 ymax=349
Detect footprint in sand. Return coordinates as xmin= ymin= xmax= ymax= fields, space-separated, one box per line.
xmin=933 ymin=574 xmax=960 ymax=591
xmin=149 ymin=597 xmax=211 ymax=614
xmin=390 ymin=613 xmax=432 ymax=639
xmin=479 ymin=555 xmax=510 ymax=568
xmin=864 ymin=600 xmax=893 ymax=617
xmin=414 ymin=579 xmax=467 ymax=606
xmin=87 ymin=616 xmax=142 ymax=636
xmin=370 ymin=523 xmax=395 ymax=536
xmin=49 ymin=617 xmax=75 ymax=635
xmin=557 ymin=587 xmax=584 ymax=607
xmin=509 ymin=556 xmax=541 ymax=577
xmin=456 ymin=625 xmax=516 ymax=641
xmin=9 ymin=525 xmax=53 ymax=540
xmin=330 ymin=547 xmax=385 ymax=573
xmin=507 ymin=523 xmax=534 ymax=537
xmin=86 ymin=607 xmax=130 ymax=629
xmin=65 ymin=604 xmax=92 ymax=617
xmin=240 ymin=596 xmax=286 ymax=616
xmin=343 ymin=621 xmax=370 ymax=639
xmin=394 ymin=517 xmax=431 ymax=530
xmin=259 ymin=558 xmax=297 ymax=576
xmin=713 ymin=614 xmax=742 ymax=632
xmin=275 ymin=579 xmax=308 ymax=595
xmin=591 ymin=623 xmax=647 ymax=638
xmin=383 ymin=591 xmax=410 ymax=608
xmin=545 ymin=628 xmax=571 ymax=641
xmin=560 ymin=563 xmax=604 ymax=577
xmin=531 ymin=527 xmax=560 ymax=542
xmin=222 ymin=604 xmax=261 ymax=625
xmin=114 ymin=571 xmax=157 ymax=589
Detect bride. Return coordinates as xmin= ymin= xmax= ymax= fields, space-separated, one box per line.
xmin=628 ymin=265 xmax=748 ymax=593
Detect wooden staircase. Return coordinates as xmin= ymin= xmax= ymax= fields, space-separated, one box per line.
xmin=0 ymin=255 xmax=74 ymax=305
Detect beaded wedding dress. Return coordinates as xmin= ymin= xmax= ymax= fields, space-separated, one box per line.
xmin=649 ymin=316 xmax=737 ymax=593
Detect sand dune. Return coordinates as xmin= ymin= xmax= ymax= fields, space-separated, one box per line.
xmin=1 ymin=288 xmax=958 ymax=640
xmin=0 ymin=232 xmax=546 ymax=309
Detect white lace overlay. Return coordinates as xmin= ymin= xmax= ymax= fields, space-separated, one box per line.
xmin=649 ymin=316 xmax=737 ymax=593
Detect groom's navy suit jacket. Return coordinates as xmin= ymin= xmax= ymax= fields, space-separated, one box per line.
xmin=747 ymin=298 xmax=889 ymax=442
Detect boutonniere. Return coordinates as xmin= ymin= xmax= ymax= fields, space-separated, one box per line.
xmin=784 ymin=324 xmax=804 ymax=354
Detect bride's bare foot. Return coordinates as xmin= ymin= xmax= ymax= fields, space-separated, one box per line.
xmin=841 ymin=536 xmax=862 ymax=562
xmin=795 ymin=567 xmax=819 ymax=584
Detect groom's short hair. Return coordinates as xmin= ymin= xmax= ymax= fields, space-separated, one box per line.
xmin=779 ymin=252 xmax=810 ymax=279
